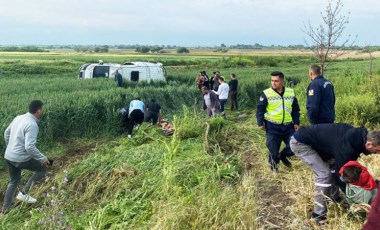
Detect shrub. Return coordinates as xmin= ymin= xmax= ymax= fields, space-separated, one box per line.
xmin=176 ymin=47 xmax=190 ymax=54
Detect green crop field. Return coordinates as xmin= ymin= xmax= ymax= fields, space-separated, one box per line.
xmin=0 ymin=50 xmax=380 ymax=229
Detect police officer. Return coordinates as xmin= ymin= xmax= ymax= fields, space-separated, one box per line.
xmin=307 ymin=65 xmax=335 ymax=124
xmin=256 ymin=71 xmax=300 ymax=173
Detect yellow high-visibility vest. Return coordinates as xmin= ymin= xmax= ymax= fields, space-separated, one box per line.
xmin=263 ymin=87 xmax=295 ymax=124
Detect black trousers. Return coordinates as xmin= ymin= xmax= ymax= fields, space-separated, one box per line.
xmin=145 ymin=112 xmax=159 ymax=124
xmin=229 ymin=91 xmax=238 ymax=110
xmin=266 ymin=132 xmax=294 ymax=165
xmin=127 ymin=110 xmax=144 ymax=135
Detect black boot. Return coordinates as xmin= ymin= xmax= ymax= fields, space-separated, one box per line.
xmin=280 ymin=153 xmax=292 ymax=168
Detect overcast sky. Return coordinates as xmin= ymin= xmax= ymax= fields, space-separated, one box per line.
xmin=0 ymin=0 xmax=378 ymax=46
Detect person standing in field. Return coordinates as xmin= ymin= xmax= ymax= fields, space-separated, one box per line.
xmin=202 ymin=86 xmax=220 ymax=117
xmin=215 ymin=76 xmax=229 ymax=118
xmin=127 ymin=98 xmax=145 ymax=138
xmin=212 ymin=71 xmax=221 ymax=91
xmin=209 ymin=76 xmax=214 ymax=91
xmin=228 ymin=73 xmax=238 ymax=111
xmin=1 ymin=100 xmax=49 ymax=214
xmin=256 ymin=71 xmax=300 ymax=173
xmin=115 ymin=70 xmax=123 ymax=87
xmin=145 ymin=99 xmax=162 ymax=125
xmin=307 ymin=65 xmax=335 ymax=124
xmin=289 ymin=124 xmax=380 ymax=226
xmin=195 ymin=74 xmax=204 ymax=91
xmin=200 ymin=71 xmax=209 ymax=89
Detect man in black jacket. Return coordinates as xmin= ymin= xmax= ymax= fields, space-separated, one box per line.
xmin=145 ymin=99 xmax=162 ymax=125
xmin=290 ymin=123 xmax=380 ymax=224
xmin=306 ymin=65 xmax=335 ymax=124
xmin=228 ymin=74 xmax=238 ymax=111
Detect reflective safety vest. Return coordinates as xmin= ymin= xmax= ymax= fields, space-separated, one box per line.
xmin=263 ymin=87 xmax=295 ymax=124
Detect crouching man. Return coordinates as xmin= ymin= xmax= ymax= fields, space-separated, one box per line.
xmin=290 ymin=123 xmax=380 ymax=225
xmin=2 ymin=100 xmax=49 ymax=214
xmin=127 ymin=98 xmax=145 ymax=138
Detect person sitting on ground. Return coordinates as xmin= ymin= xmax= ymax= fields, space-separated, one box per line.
xmin=339 ymin=161 xmax=378 ymax=206
xmin=202 ymin=86 xmax=220 ymax=117
xmin=159 ymin=119 xmax=175 ymax=136
xmin=145 ymin=99 xmax=162 ymax=125
xmin=2 ymin=100 xmax=50 ymax=214
xmin=126 ymin=98 xmax=145 ymax=138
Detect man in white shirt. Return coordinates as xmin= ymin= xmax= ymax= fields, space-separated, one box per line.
xmin=215 ymin=77 xmax=229 ymax=118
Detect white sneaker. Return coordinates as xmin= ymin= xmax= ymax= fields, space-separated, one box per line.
xmin=16 ymin=192 xmax=37 ymax=204
xmin=128 ymin=135 xmax=132 ymax=139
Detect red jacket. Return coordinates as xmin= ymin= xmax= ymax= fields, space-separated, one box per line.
xmin=362 ymin=183 xmax=380 ymax=230
xmin=339 ymin=161 xmax=377 ymax=190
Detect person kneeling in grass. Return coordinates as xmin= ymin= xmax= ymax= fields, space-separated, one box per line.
xmin=126 ymin=98 xmax=145 ymax=138
xmin=339 ymin=161 xmax=377 ymax=207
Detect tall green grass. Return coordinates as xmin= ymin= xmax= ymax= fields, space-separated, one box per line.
xmin=0 ymin=109 xmax=259 ymax=229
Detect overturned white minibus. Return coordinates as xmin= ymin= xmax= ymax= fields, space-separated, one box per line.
xmin=78 ymin=61 xmax=166 ymax=81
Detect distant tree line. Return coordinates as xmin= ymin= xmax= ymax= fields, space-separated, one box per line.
xmin=226 ymin=43 xmax=376 ymax=51
xmin=134 ymin=46 xmax=189 ymax=54
xmin=135 ymin=45 xmax=164 ymax=53
xmin=73 ymin=45 xmax=109 ymax=53
xmin=0 ymin=44 xmax=379 ymax=53
xmin=0 ymin=46 xmax=47 ymax=52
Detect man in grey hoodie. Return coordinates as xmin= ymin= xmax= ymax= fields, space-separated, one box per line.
xmin=2 ymin=100 xmax=49 ymax=213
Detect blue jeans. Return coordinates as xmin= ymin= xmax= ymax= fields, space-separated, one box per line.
xmin=2 ymin=159 xmax=47 ymax=212
xmin=219 ymin=99 xmax=228 ymax=116
xmin=266 ymin=132 xmax=294 ymax=165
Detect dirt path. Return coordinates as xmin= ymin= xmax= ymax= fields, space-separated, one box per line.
xmin=256 ymin=178 xmax=295 ymax=229
xmin=237 ymin=121 xmax=296 ymax=230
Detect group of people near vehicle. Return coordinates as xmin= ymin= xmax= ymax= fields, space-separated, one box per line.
xmin=198 ymin=71 xmax=239 ymax=118
xmin=256 ymin=65 xmax=380 ymax=228
xmin=2 ymin=65 xmax=380 ymax=229
xmin=120 ymin=98 xmax=163 ymax=138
